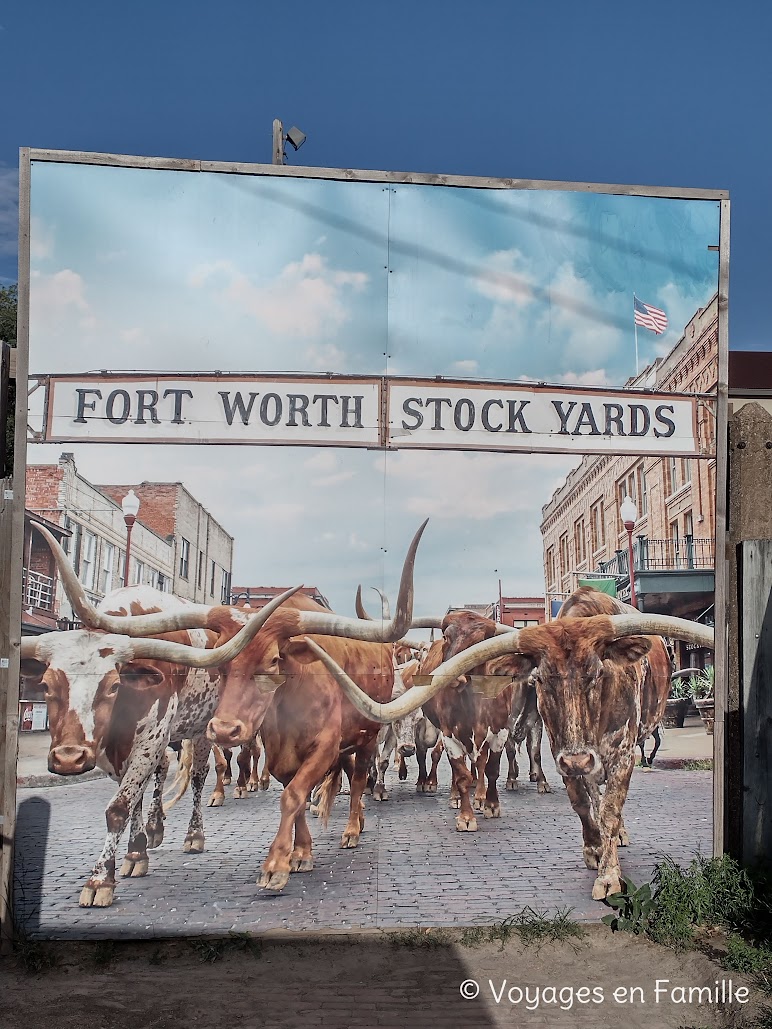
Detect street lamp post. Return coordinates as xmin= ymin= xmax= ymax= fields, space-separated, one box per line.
xmin=620 ymin=495 xmax=638 ymax=610
xmin=121 ymin=490 xmax=140 ymax=587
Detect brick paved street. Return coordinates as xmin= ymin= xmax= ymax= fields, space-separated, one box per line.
xmin=14 ymin=749 xmax=712 ymax=939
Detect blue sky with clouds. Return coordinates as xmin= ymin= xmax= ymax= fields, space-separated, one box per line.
xmin=25 ymin=159 xmax=719 ymax=614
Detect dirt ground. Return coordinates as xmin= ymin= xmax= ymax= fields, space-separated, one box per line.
xmin=0 ymin=927 xmax=766 ymax=1029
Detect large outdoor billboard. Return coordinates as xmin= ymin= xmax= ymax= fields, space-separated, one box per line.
xmin=12 ymin=151 xmax=725 ymax=939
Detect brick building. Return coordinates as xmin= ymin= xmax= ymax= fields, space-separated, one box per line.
xmin=540 ymin=297 xmax=718 ymax=667
xmin=495 ymin=596 xmax=546 ymax=628
xmin=230 ymin=585 xmax=331 ymax=610
xmin=98 ymin=482 xmax=234 ymax=605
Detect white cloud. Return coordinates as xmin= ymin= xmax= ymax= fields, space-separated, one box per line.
xmin=544 ymin=263 xmax=620 ymax=369
xmin=451 ymin=359 xmax=479 ymax=375
xmin=553 ymin=368 xmax=612 ymax=387
xmin=303 ymin=342 xmax=346 ymax=370
xmin=191 ymin=253 xmax=368 ymax=341
xmin=475 ymin=248 xmax=535 ymax=308
xmin=29 ymin=268 xmax=99 ymax=338
xmin=30 ymin=217 xmax=54 ymax=260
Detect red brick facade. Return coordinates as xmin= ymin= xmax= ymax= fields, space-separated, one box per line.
xmin=97 ymin=483 xmax=179 ymax=540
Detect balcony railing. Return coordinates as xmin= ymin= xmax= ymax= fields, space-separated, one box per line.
xmin=22 ymin=569 xmax=55 ymax=610
xmin=597 ymin=536 xmax=715 ymax=577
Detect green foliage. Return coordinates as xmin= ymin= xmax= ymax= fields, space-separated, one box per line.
xmin=188 ymin=932 xmax=263 ymax=963
xmin=681 ymin=759 xmax=713 ymax=771
xmin=388 ymin=928 xmax=451 ymax=950
xmin=668 ymin=678 xmax=691 ymax=700
xmin=12 ymin=931 xmax=59 ymax=975
xmin=724 ymin=933 xmax=772 ymax=974
xmin=0 ymin=282 xmax=16 ymax=344
xmin=689 ymin=666 xmax=714 ymax=700
xmin=602 ymin=877 xmax=655 ymax=935
xmin=457 ymin=908 xmax=585 ymax=952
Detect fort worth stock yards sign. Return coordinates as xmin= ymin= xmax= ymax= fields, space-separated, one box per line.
xmin=38 ymin=373 xmax=703 ymax=456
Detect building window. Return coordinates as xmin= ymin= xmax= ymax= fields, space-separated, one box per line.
xmin=133 ymin=559 xmax=145 ymax=586
xmin=117 ymin=549 xmax=126 ymax=588
xmin=148 ymin=567 xmax=159 ymax=590
xmin=221 ymin=569 xmax=231 ymax=604
xmin=668 ymin=456 xmax=679 ymax=495
xmin=574 ymin=517 xmax=586 ymax=565
xmin=681 ymin=457 xmax=692 ymax=485
xmin=684 ymin=510 xmax=693 ymax=538
xmin=638 ymin=465 xmax=648 ymax=516
xmin=210 ymin=560 xmax=216 ymax=597
xmin=62 ymin=516 xmax=73 ymax=556
xmin=559 ymin=532 xmax=570 ymax=580
xmin=80 ymin=530 xmax=96 ymax=590
xmin=158 ymin=572 xmax=166 ymax=593
xmin=197 ymin=551 xmax=204 ymax=588
xmin=590 ymin=499 xmax=605 ymax=553
xmin=179 ymin=538 xmax=190 ymax=579
xmin=546 ymin=547 xmax=556 ymax=589
xmin=100 ymin=542 xmax=115 ymax=595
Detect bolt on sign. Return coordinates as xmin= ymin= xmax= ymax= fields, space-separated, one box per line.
xmin=7 ymin=147 xmax=727 ymax=945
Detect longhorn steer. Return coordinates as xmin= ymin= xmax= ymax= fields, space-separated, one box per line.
xmin=504 ymin=672 xmax=551 ymax=794
xmin=305 ymin=586 xmax=713 ymax=901
xmin=204 ymin=522 xmax=427 ymax=890
xmin=22 ymin=523 xmax=292 ymax=908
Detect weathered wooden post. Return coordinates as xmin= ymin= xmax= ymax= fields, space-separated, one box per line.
xmin=726 ymin=400 xmax=772 ymax=865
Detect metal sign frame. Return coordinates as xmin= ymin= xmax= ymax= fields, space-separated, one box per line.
xmin=0 ymin=148 xmax=730 ymax=948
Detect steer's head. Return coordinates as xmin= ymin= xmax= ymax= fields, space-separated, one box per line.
xmin=21 ymin=631 xmax=169 ymax=775
xmin=486 ymin=620 xmax=651 ymax=777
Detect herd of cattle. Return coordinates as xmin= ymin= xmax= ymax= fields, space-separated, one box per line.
xmin=19 ymin=519 xmax=713 ymax=910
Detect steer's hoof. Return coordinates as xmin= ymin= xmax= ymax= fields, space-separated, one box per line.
xmin=259 ymin=777 xmax=270 ymax=791
xmin=583 ymin=846 xmax=601 ymax=870
xmin=259 ymin=869 xmax=290 ymax=891
xmin=537 ymin=780 xmax=552 ymax=794
xmin=455 ymin=814 xmax=478 ymax=832
xmin=183 ymin=831 xmax=205 ymax=854
xmin=79 ymin=883 xmax=115 ymax=908
xmin=618 ymin=828 xmax=630 ymax=847
xmin=222 ymin=775 xmax=232 ymax=786
xmin=248 ymin=781 xmax=259 ymax=793
xmin=340 ymin=832 xmax=361 ymax=849
xmin=207 ymin=792 xmax=224 ymax=808
xmin=592 ymin=873 xmax=622 ymax=901
xmin=145 ymin=824 xmax=165 ymax=849
xmin=472 ymin=797 xmax=485 ymax=812
xmin=398 ymin=767 xmax=408 ymax=782
xmin=309 ymin=804 xmax=321 ymax=818
xmin=233 ymin=786 xmax=247 ymax=799
xmin=120 ymin=854 xmax=149 ymax=878
xmin=449 ymin=796 xmax=461 ymax=810
xmin=290 ymin=855 xmax=314 ymax=873
xmin=424 ymin=782 xmax=438 ymax=794
xmin=484 ymin=802 xmax=501 ymax=819
xmin=506 ymin=778 xmax=518 ymax=792
xmin=372 ymin=786 xmax=388 ymax=802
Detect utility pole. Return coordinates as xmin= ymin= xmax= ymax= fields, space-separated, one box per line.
xmin=272 ymin=119 xmax=284 ymax=166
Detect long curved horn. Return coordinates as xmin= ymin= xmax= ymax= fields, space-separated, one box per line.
xmin=128 ymin=586 xmax=303 ymax=667
xmin=31 ymin=521 xmax=216 ymax=635
xmin=293 ymin=520 xmax=429 ymax=642
xmin=354 ymin=586 xmax=371 ymax=620
xmin=354 ymin=587 xmax=392 ymax=621
xmin=301 ymin=629 xmax=523 ymax=722
xmin=608 ymin=614 xmax=714 ymax=649
xmin=409 ymin=615 xmax=515 ymax=634
xmin=20 ymin=637 xmax=43 ymax=660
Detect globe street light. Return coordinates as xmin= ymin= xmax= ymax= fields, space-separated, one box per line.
xmin=121 ymin=489 xmax=140 ymax=586
xmin=620 ymin=495 xmax=638 ymax=610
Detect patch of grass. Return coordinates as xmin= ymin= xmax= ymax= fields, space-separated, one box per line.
xmin=459 ymin=925 xmax=487 ymax=948
xmin=753 ymin=1009 xmax=772 ymax=1029
xmin=471 ymin=907 xmax=585 ymax=952
xmin=12 ymin=932 xmax=59 ymax=975
xmin=188 ymin=932 xmax=263 ymax=963
xmin=681 ymin=759 xmax=713 ymax=771
xmin=388 ymin=928 xmax=452 ymax=950
xmin=723 ymin=933 xmax=772 ymax=975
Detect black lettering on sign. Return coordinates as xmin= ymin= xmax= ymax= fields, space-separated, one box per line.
xmin=453 ymin=399 xmax=475 ymax=432
xmin=260 ymin=393 xmax=282 ymax=427
xmin=654 ymin=404 xmax=676 ymax=438
xmin=106 ymin=390 xmax=131 ymax=425
xmin=424 ymin=398 xmax=452 ymax=430
xmin=135 ymin=390 xmax=160 ymax=425
xmin=287 ymin=394 xmax=311 ymax=427
xmin=340 ymin=396 xmax=364 ymax=429
xmin=506 ymin=400 xmax=532 ymax=433
xmin=313 ymin=394 xmax=338 ymax=427
xmin=481 ymin=399 xmax=503 ymax=432
xmin=74 ymin=389 xmax=102 ymax=424
xmin=572 ymin=403 xmax=600 ymax=436
xmin=629 ymin=405 xmax=650 ymax=437
xmin=603 ymin=404 xmax=626 ymax=436
xmin=401 ymin=398 xmax=424 ymax=430
xmin=219 ymin=392 xmax=259 ymax=426
xmin=551 ymin=400 xmax=577 ymax=435
xmin=163 ymin=389 xmax=193 ymax=424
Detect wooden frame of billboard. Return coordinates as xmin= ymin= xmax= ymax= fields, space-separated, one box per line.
xmin=0 ymin=149 xmax=730 ymax=948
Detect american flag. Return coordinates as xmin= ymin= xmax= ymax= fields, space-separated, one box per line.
xmin=634 ymin=296 xmax=668 ymax=335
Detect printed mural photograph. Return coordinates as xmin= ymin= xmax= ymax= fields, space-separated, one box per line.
xmin=14 ymin=152 xmax=721 ymax=938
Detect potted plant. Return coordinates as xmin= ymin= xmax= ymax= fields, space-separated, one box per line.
xmin=690 ymin=666 xmax=715 ymax=735
xmin=664 ymin=677 xmax=691 ymax=729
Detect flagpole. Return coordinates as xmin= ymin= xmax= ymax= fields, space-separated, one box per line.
xmin=633 ymin=293 xmax=639 ymax=377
